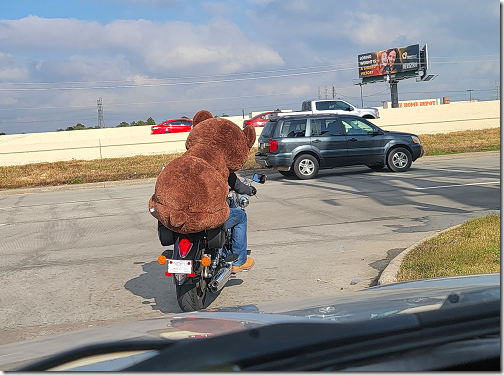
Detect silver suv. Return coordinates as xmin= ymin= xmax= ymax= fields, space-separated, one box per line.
xmin=255 ymin=113 xmax=423 ymax=179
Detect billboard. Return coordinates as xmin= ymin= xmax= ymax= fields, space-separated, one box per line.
xmin=358 ymin=44 xmax=420 ymax=79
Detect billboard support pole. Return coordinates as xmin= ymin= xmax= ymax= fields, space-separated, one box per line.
xmin=390 ymin=81 xmax=399 ymax=108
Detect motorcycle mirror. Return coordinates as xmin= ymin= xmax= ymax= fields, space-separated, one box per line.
xmin=253 ymin=173 xmax=267 ymax=184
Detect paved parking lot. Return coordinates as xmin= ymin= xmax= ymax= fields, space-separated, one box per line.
xmin=0 ymin=152 xmax=499 ymax=345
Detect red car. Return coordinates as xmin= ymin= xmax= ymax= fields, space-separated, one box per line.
xmin=243 ymin=111 xmax=280 ymax=128
xmin=151 ymin=118 xmax=193 ymax=134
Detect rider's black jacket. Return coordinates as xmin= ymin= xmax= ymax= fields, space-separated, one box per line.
xmin=228 ymin=173 xmax=255 ymax=196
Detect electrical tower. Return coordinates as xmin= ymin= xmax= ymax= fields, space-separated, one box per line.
xmin=97 ymin=98 xmax=105 ymax=128
xmin=494 ymin=82 xmax=500 ymax=100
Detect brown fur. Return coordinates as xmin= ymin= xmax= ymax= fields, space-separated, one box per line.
xmin=149 ymin=110 xmax=256 ymax=233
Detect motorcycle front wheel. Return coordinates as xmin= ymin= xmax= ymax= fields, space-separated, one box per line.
xmin=176 ymin=278 xmax=207 ymax=312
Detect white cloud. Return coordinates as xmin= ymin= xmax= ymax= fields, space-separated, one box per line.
xmin=0 ymin=15 xmax=284 ymax=77
xmin=0 ymin=52 xmax=29 ymax=81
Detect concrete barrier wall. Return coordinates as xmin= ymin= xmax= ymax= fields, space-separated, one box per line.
xmin=372 ymin=100 xmax=500 ymax=134
xmin=0 ymin=100 xmax=499 ymax=166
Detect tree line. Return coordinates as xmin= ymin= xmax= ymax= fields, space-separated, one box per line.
xmin=57 ymin=117 xmax=157 ymax=131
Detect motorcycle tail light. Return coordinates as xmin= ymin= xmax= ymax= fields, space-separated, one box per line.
xmin=270 ymin=140 xmax=278 ymax=152
xmin=179 ymin=238 xmax=192 ymax=258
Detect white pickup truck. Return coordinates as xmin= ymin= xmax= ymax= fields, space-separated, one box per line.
xmin=277 ymin=99 xmax=379 ymax=119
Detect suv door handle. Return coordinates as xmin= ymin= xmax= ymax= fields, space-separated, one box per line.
xmin=312 ymin=139 xmax=321 ymax=143
xmin=349 ymin=138 xmax=358 ymax=142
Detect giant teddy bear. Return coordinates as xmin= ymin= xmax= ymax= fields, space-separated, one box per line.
xmin=149 ymin=110 xmax=256 ymax=233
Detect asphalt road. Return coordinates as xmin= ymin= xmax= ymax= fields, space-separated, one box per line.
xmin=0 ymin=151 xmax=499 ymax=345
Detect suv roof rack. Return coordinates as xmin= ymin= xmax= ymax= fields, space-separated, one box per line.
xmin=268 ymin=112 xmax=361 ymax=120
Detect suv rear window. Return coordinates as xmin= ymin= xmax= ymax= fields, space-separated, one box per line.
xmin=261 ymin=120 xmax=276 ymax=138
xmin=278 ymin=119 xmax=307 ymax=138
xmin=260 ymin=119 xmax=308 ymax=138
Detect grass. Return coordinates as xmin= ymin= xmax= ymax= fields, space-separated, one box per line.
xmin=420 ymin=127 xmax=500 ymax=155
xmin=396 ymin=215 xmax=501 ymax=281
xmin=0 ymin=153 xmax=182 ymax=189
xmin=0 ymin=127 xmax=499 ymax=190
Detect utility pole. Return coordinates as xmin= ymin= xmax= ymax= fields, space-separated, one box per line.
xmin=467 ymin=89 xmax=473 ymax=102
xmin=332 ymin=84 xmax=336 ymax=99
xmin=318 ymin=86 xmax=322 ymax=99
xmin=494 ymin=82 xmax=500 ymax=100
xmin=324 ymin=85 xmax=328 ymax=99
xmin=97 ymin=98 xmax=105 ymax=128
xmin=353 ymin=79 xmax=364 ymax=107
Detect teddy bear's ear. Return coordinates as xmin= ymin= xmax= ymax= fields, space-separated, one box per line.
xmin=192 ymin=110 xmax=213 ymax=127
xmin=243 ymin=125 xmax=256 ymax=149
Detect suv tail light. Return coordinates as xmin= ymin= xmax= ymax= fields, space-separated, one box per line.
xmin=270 ymin=140 xmax=278 ymax=152
xmin=178 ymin=237 xmax=192 ymax=258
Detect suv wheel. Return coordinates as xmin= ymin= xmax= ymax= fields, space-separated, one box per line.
xmin=293 ymin=154 xmax=319 ymax=179
xmin=387 ymin=147 xmax=412 ymax=172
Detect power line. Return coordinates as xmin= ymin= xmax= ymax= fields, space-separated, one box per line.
xmin=0 ymin=91 xmax=313 ymax=111
xmin=0 ymin=62 xmax=356 ymax=86
xmin=0 ymin=67 xmax=356 ymax=91
xmin=0 ymin=59 xmax=498 ymax=92
xmin=0 ymin=54 xmax=498 ymax=87
xmin=0 ymin=85 xmax=496 ymax=115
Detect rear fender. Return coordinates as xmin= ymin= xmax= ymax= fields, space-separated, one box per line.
xmin=171 ymin=232 xmax=205 ymax=285
xmin=290 ymin=145 xmax=322 ymax=167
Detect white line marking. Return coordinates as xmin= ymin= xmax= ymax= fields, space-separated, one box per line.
xmin=435 ymin=168 xmax=473 ymax=173
xmin=0 ymin=224 xmax=6 ymax=227
xmin=415 ymin=181 xmax=500 ymax=190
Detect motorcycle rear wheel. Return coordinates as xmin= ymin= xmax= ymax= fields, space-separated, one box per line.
xmin=176 ymin=279 xmax=207 ymax=312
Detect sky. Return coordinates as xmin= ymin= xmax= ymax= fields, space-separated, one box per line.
xmin=0 ymin=0 xmax=500 ymax=134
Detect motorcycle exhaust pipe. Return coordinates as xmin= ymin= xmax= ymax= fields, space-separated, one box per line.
xmin=209 ymin=266 xmax=232 ymax=293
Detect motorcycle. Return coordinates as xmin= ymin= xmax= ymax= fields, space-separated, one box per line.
xmin=156 ymin=173 xmax=266 ymax=312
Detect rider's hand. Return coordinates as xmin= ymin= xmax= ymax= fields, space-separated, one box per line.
xmin=251 ymin=186 xmax=257 ymax=196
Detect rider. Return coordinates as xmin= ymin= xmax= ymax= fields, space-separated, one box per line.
xmin=226 ymin=172 xmax=256 ymax=273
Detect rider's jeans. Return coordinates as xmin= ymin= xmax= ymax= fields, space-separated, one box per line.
xmin=225 ymin=208 xmax=248 ymax=266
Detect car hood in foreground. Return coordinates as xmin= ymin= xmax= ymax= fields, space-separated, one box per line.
xmin=0 ymin=273 xmax=499 ymax=370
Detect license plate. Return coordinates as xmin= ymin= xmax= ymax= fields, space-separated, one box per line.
xmin=167 ymin=259 xmax=192 ymax=274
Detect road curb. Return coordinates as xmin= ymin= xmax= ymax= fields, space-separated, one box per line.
xmin=378 ymin=224 xmax=463 ymax=285
xmin=0 ymin=178 xmax=158 ymax=196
